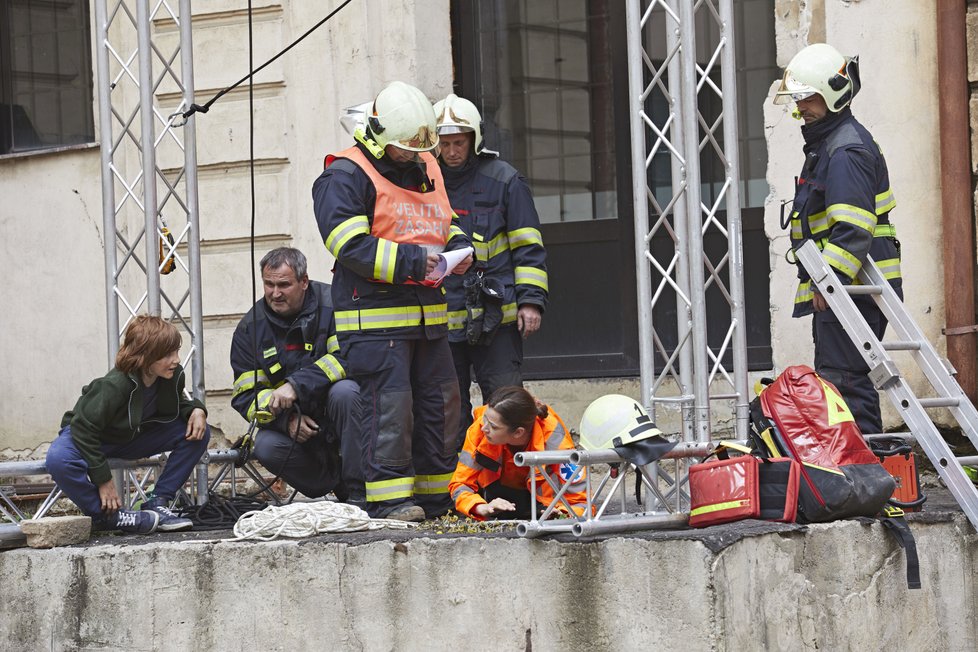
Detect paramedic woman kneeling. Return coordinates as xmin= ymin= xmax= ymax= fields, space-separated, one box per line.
xmin=449 ymin=386 xmax=587 ymax=520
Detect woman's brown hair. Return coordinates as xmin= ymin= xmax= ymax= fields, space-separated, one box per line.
xmin=487 ymin=386 xmax=548 ymax=434
xmin=115 ymin=315 xmax=182 ymax=374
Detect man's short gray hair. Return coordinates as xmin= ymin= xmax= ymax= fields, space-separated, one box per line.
xmin=260 ymin=247 xmax=308 ymax=280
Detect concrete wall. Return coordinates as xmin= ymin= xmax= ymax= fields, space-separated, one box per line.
xmin=766 ymin=0 xmax=945 ymax=427
xmin=1 ymin=515 xmax=975 ymax=651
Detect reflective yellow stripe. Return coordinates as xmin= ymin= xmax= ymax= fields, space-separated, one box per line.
xmin=802 ymin=462 xmax=846 ymax=477
xmin=873 ymin=224 xmax=896 ymax=238
xmin=415 ymin=472 xmax=453 ymax=495
xmin=790 ymin=212 xmax=802 ymax=239
xmin=876 ymin=257 xmax=902 ymax=280
xmin=448 ymin=310 xmax=467 ymax=331
xmin=449 ymin=224 xmax=466 ymax=241
xmin=794 ymin=280 xmax=813 ymax=305
xmin=826 ymin=203 xmax=876 ymax=233
xmin=325 ymin=215 xmax=370 ymax=257
xmin=501 ymin=302 xmax=517 ymax=324
xmin=515 ymin=266 xmax=549 ymax=291
xmin=690 ymin=499 xmax=751 ymax=517
xmin=365 ymin=476 xmax=415 ymax=502
xmin=473 ymin=238 xmax=489 ymax=262
xmin=327 ymin=334 xmax=339 ymax=353
xmin=263 ymin=347 xmax=277 ymax=359
xmin=314 ymin=354 xmax=345 ymax=383
xmin=373 ymin=239 xmax=398 ymax=284
xmin=334 ymin=306 xmax=424 ymax=332
xmin=875 ymin=189 xmax=896 ymax=214
xmin=423 ymin=303 xmax=448 ymax=326
xmin=507 ymin=227 xmax=543 ymax=249
xmin=822 ymin=243 xmax=861 ymax=279
xmin=268 ymin=362 xmax=282 ymax=375
xmin=246 ymin=388 xmax=274 ymax=421
xmin=487 ymin=232 xmax=509 ymax=259
xmin=807 ymin=209 xmax=828 ymax=236
xmin=232 ymin=370 xmax=269 ymax=397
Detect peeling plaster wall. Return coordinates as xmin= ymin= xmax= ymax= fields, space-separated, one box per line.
xmin=766 ymin=0 xmax=943 ymax=427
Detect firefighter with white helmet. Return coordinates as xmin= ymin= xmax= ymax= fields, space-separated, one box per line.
xmin=433 ymin=93 xmax=549 ymax=450
xmin=312 ymin=81 xmax=474 ymax=522
xmin=774 ymin=44 xmax=903 ymax=435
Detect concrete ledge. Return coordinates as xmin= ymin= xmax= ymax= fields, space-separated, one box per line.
xmin=0 ymin=514 xmax=975 ymax=651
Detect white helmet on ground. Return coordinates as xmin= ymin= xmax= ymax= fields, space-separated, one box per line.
xmin=579 ymin=395 xmax=676 ymax=466
xmin=368 ymin=81 xmax=439 ymax=152
xmin=434 ymin=93 xmax=486 ymax=155
xmin=773 ymin=43 xmax=861 ymax=112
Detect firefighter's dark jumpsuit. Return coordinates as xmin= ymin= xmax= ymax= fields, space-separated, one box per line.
xmin=313 ymin=134 xmax=471 ymax=518
xmin=440 ymin=154 xmax=549 ymax=448
xmin=789 ymin=106 xmax=902 ymax=435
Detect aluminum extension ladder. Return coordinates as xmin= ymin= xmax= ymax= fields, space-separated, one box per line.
xmin=795 ymin=240 xmax=978 ymax=531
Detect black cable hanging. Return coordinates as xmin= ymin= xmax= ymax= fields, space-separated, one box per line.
xmin=178 ymin=0 xmax=356 ymax=121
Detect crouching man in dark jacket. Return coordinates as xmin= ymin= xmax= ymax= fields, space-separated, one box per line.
xmin=230 ymin=247 xmax=363 ymax=502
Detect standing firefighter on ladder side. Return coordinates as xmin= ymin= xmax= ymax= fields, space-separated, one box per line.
xmin=433 ymin=94 xmax=549 ymax=450
xmin=313 ymin=81 xmax=473 ymax=522
xmin=774 ymin=43 xmax=903 ymax=435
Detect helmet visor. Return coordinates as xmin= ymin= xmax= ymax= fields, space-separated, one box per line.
xmin=773 ymin=71 xmax=818 ymax=105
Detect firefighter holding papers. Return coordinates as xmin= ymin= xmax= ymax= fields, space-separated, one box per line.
xmin=313 ymin=81 xmax=473 ymax=522
xmin=774 ymin=44 xmax=902 ymax=435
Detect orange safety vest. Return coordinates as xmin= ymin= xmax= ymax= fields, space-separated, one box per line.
xmin=326 ymin=146 xmax=454 ymax=255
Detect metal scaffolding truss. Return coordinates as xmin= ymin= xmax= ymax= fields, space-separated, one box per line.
xmin=94 ymin=0 xmax=204 ymax=397
xmin=626 ymin=0 xmax=749 ymax=442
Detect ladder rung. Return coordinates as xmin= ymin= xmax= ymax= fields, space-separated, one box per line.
xmin=918 ymin=397 xmax=961 ymax=409
xmin=882 ymin=341 xmax=921 ymax=351
xmin=955 ymin=456 xmax=978 ymax=466
xmin=845 ymin=285 xmax=883 ymax=295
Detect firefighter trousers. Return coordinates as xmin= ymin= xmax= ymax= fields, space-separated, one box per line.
xmin=450 ymin=325 xmax=523 ymax=450
xmin=812 ymin=296 xmax=890 ymax=435
xmin=346 ymin=337 xmax=460 ymax=518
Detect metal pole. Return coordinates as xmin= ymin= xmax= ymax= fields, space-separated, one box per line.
xmin=137 ymin=0 xmax=160 ymax=315
xmin=94 ymin=0 xmax=119 ymax=363
xmin=625 ymin=0 xmax=655 ymax=412
xmin=718 ymin=0 xmax=750 ymax=436
xmin=665 ymin=0 xmax=695 ymax=439
xmin=180 ymin=0 xmax=206 ymax=402
xmin=676 ymin=0 xmax=711 ymax=441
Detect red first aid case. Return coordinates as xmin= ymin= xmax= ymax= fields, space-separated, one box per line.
xmin=689 ymin=455 xmax=760 ymax=527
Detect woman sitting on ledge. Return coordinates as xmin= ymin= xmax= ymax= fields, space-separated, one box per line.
xmin=46 ymin=315 xmax=210 ymax=534
xmin=449 ymin=386 xmax=588 ymax=520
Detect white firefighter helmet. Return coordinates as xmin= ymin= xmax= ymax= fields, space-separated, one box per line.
xmin=773 ymin=43 xmax=861 ymax=112
xmin=579 ymin=395 xmax=676 ymax=465
xmin=368 ymin=81 xmax=439 ymax=152
xmin=434 ymin=93 xmax=485 ymax=154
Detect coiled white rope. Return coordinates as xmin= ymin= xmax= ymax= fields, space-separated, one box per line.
xmin=232 ymin=501 xmax=417 ymax=541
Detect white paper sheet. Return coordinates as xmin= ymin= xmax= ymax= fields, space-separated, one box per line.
xmin=425 ymin=246 xmax=474 ymax=286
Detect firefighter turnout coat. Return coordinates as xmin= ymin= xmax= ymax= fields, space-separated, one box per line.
xmin=789 ymin=107 xmax=902 ymax=317
xmin=441 ymin=155 xmax=549 ymax=340
xmin=449 ymin=404 xmax=587 ymax=520
xmin=314 ymin=138 xmax=471 ymax=344
xmin=230 ymin=281 xmax=346 ymax=429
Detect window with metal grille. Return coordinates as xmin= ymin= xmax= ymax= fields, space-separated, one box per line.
xmin=0 ymin=0 xmax=95 ymax=156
